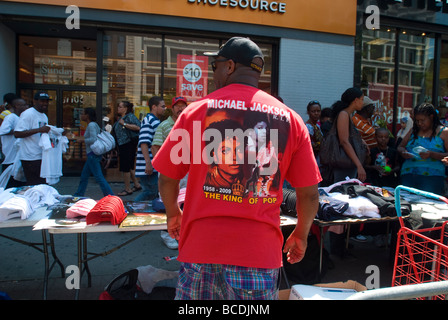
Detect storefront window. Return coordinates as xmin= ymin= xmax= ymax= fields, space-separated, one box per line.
xmin=18 ymin=36 xmax=97 ymax=85
xmin=103 ymin=33 xmax=163 ymax=122
xmin=103 ymin=33 xmax=273 ymax=120
xmin=399 ymin=31 xmax=434 ymax=112
xmin=361 ymin=28 xmax=434 ymax=133
xmin=438 ymin=39 xmax=448 ymax=121
xmin=163 ymin=36 xmax=219 ymax=106
xmin=361 ymin=28 xmax=397 ymax=130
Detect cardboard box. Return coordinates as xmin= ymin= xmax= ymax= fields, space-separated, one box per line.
xmin=278 ymin=280 xmax=366 ymax=300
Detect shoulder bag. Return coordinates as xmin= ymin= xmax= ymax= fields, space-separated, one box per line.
xmin=91 ymin=129 xmax=116 ymax=155
xmin=319 ymin=118 xmax=367 ymax=169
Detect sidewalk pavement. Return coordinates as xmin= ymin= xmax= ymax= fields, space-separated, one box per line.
xmin=0 ymin=176 xmax=394 ymax=300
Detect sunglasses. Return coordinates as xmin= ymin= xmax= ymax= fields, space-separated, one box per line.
xmin=308 ymin=100 xmax=321 ymax=106
xmin=211 ymin=58 xmax=231 ymax=72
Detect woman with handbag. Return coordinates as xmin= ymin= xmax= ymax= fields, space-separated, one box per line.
xmin=113 ymin=101 xmax=142 ymax=196
xmin=74 ymin=108 xmax=114 ymax=197
xmin=320 ymin=87 xmax=368 ymax=183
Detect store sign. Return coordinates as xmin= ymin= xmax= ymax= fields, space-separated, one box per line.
xmin=186 ymin=0 xmax=286 ymax=13
xmin=4 ymin=0 xmax=357 ymax=36
xmin=177 ymin=54 xmax=209 ymax=102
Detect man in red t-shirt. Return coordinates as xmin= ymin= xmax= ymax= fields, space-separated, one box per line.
xmin=152 ymin=37 xmax=321 ymax=300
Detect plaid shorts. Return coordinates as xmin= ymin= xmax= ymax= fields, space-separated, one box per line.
xmin=175 ymin=262 xmax=280 ymax=300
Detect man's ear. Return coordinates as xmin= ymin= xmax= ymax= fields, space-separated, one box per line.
xmin=226 ymin=59 xmax=236 ymax=75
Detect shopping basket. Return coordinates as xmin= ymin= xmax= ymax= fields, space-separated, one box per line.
xmin=392 ymin=185 xmax=448 ymax=300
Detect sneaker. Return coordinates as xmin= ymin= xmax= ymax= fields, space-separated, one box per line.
xmin=161 ymin=231 xmax=178 ymax=250
xmin=351 ymin=235 xmax=368 ymax=242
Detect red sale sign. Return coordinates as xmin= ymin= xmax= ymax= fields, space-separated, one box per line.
xmin=176 ymin=54 xmax=208 ymax=102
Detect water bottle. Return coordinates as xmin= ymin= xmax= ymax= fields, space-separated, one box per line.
xmin=375 ymin=152 xmax=386 ymax=167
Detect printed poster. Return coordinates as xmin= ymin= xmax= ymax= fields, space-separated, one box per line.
xmin=176 ymin=54 xmax=208 ymax=102
xmin=202 ymin=105 xmax=291 ymax=203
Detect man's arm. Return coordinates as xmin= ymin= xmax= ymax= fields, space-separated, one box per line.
xmin=158 ymin=173 xmax=182 ymax=240
xmin=14 ymin=125 xmax=50 ymax=138
xmin=141 ymin=143 xmax=154 ymax=175
xmin=283 ymin=184 xmax=319 ymax=264
xmin=151 ymin=144 xmax=161 ymax=158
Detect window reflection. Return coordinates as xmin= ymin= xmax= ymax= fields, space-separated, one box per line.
xmin=103 ymin=33 xmax=273 ymax=123
xmin=19 ymin=36 xmax=97 ymax=85
xmin=361 ymin=28 xmax=434 ymax=134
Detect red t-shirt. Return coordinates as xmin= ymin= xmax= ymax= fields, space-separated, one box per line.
xmin=152 ymin=83 xmax=321 ymax=268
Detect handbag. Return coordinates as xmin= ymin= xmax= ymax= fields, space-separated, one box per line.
xmin=91 ymin=129 xmax=116 ymax=155
xmin=319 ymin=119 xmax=367 ymax=169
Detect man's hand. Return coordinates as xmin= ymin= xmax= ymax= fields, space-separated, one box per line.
xmin=145 ymin=162 xmax=154 ymax=175
xmin=167 ymin=209 xmax=182 ymax=241
xmin=283 ymin=234 xmax=307 ymax=264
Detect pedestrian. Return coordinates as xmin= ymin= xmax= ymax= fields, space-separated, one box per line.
xmin=152 ymin=37 xmax=321 ymax=300
xmin=0 ymin=97 xmax=29 ymax=188
xmin=0 ymin=93 xmax=16 ymax=125
xmin=305 ymin=100 xmax=323 ymax=162
xmin=330 ymin=87 xmax=368 ymax=183
xmin=151 ymin=96 xmax=187 ymax=157
xmin=151 ymin=96 xmax=187 ymax=250
xmin=112 ymin=101 xmax=142 ymax=196
xmin=352 ymin=96 xmax=377 ymax=149
xmin=320 ymin=107 xmax=333 ymax=138
xmin=14 ymin=91 xmax=52 ymax=186
xmin=366 ymin=127 xmax=400 ymax=188
xmin=134 ymin=96 xmax=165 ymax=201
xmin=74 ymin=107 xmax=114 ymax=197
xmin=398 ymin=103 xmax=448 ymax=195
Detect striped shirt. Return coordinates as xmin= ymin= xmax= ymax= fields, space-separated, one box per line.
xmin=352 ymin=113 xmax=377 ymax=149
xmin=135 ymin=113 xmax=160 ymax=176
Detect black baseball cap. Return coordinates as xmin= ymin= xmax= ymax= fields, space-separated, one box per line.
xmin=204 ymin=37 xmax=264 ymax=72
xmin=34 ymin=91 xmax=52 ymax=100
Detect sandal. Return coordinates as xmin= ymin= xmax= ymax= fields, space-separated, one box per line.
xmin=117 ymin=189 xmax=133 ymax=196
xmin=132 ymin=186 xmax=142 ymax=192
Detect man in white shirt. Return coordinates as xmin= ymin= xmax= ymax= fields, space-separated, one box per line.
xmin=0 ymin=97 xmax=29 ymax=187
xmin=14 ymin=91 xmax=51 ymax=186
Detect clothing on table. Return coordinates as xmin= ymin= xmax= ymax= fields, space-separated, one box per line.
xmin=14 ymin=107 xmax=48 ymax=161
xmin=327 ymin=183 xmax=411 ymax=218
xmin=329 ymin=192 xmax=380 ymax=218
xmin=152 ymin=83 xmax=322 ymax=269
xmin=135 ymin=113 xmax=160 ymax=176
xmin=0 ymin=195 xmax=32 ymax=222
xmin=66 ymin=198 xmax=97 ymax=218
xmin=0 ymin=184 xmax=61 ymax=221
xmin=352 ymin=113 xmax=377 ymax=149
